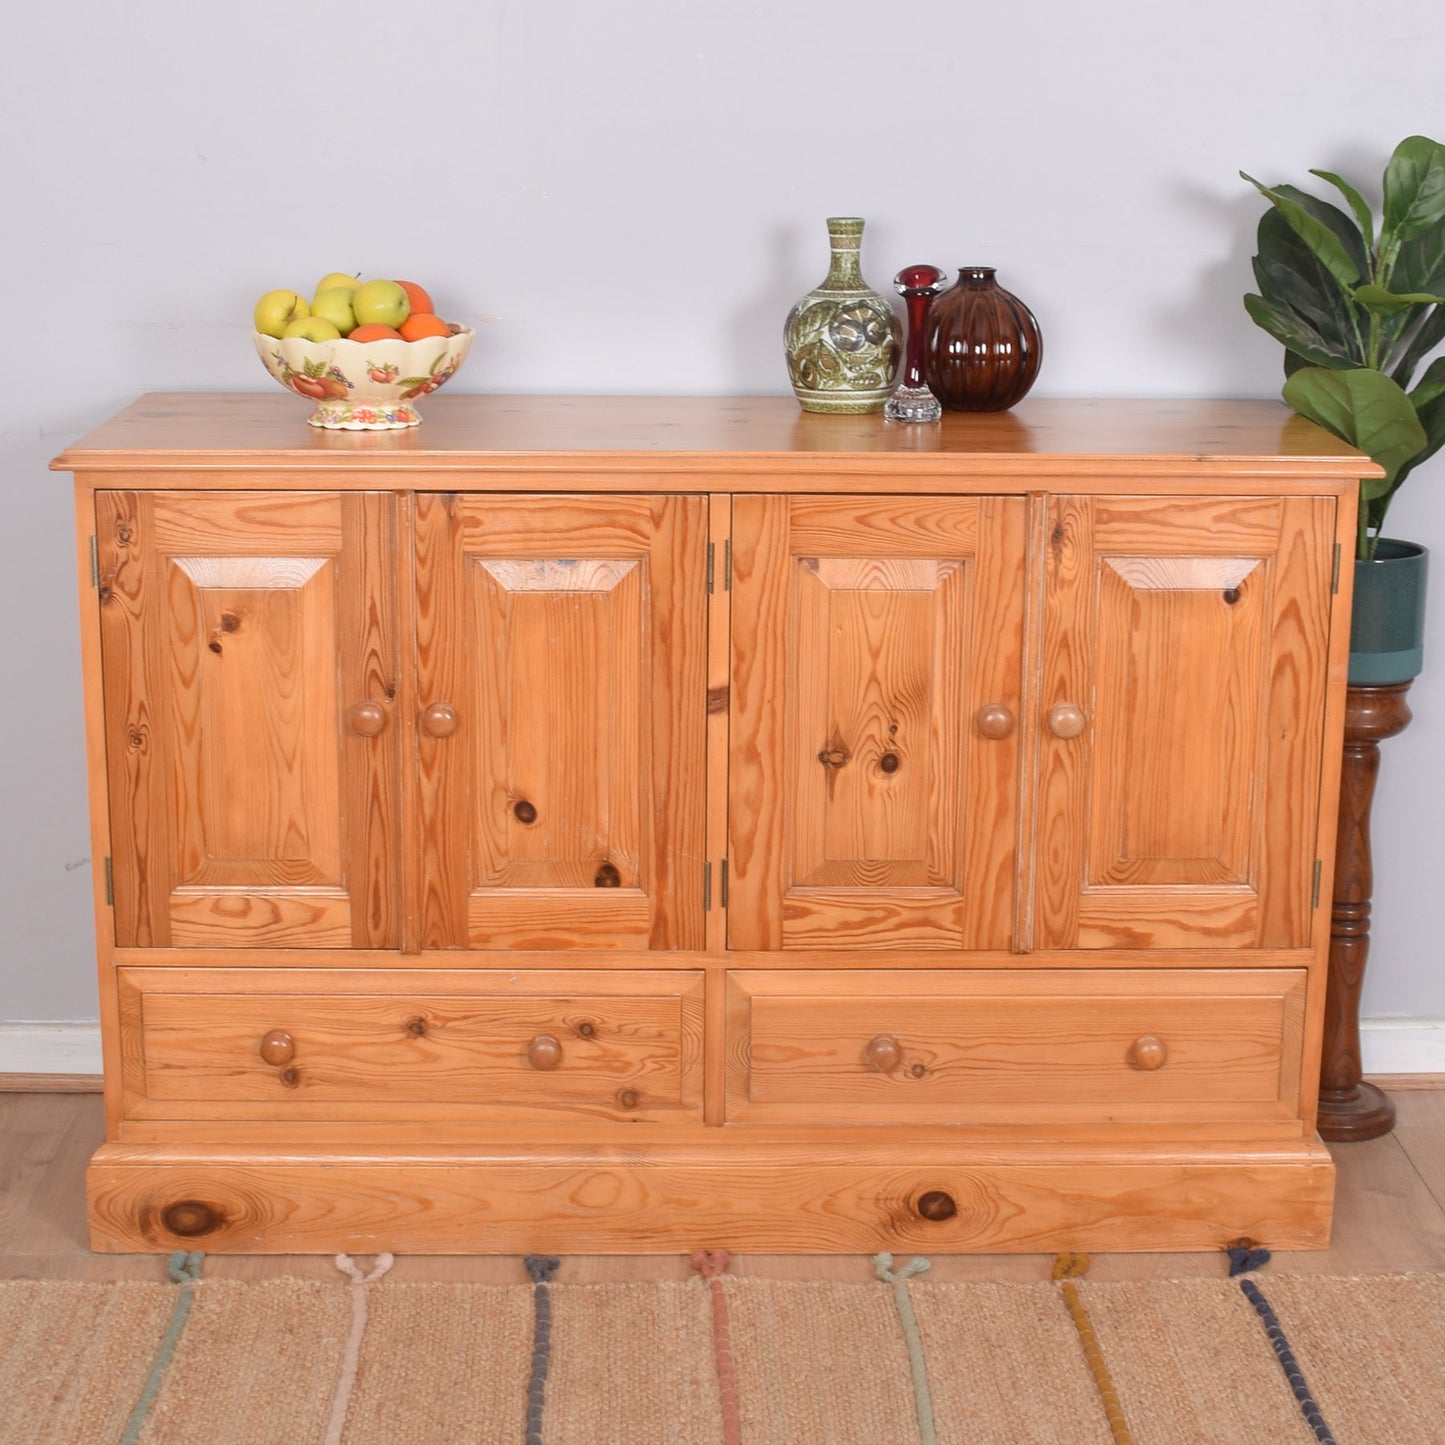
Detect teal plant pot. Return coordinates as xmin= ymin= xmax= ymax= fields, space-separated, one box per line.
xmin=1349 ymin=539 xmax=1428 ymax=685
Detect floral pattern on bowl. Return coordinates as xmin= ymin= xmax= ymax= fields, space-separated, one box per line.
xmin=253 ymin=326 xmax=474 ymax=429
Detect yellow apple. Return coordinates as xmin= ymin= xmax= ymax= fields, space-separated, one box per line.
xmin=311 ymin=287 xmax=358 ymax=336
xmin=254 ymin=289 xmax=309 ymax=338
xmin=282 ymin=316 xmax=341 ymax=341
xmin=352 ymin=278 xmax=410 ymax=329
xmin=313 ymin=272 xmax=361 ymax=303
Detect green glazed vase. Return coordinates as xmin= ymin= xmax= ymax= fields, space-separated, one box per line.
xmin=1349 ymin=539 xmax=1428 ymax=685
xmin=784 ymin=217 xmax=901 ymax=413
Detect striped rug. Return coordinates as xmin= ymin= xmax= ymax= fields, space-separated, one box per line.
xmin=2 ymin=1256 xmax=1441 ymax=1444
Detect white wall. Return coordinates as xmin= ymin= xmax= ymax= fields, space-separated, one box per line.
xmin=3 ymin=0 xmax=1443 ymax=1050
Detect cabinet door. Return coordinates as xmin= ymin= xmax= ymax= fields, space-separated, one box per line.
xmin=415 ymin=493 xmax=708 ymax=950
xmin=97 ymin=492 xmax=400 ymax=948
xmin=729 ymin=496 xmax=1027 ymax=951
xmin=1035 ymin=495 xmax=1335 ymax=950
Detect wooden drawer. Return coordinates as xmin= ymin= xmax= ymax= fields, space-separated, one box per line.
xmin=726 ymin=970 xmax=1307 ymax=1125
xmin=119 ymin=968 xmax=704 ymax=1124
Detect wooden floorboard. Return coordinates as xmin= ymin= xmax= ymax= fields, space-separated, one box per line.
xmin=2 ymin=1091 xmax=1442 ymax=1283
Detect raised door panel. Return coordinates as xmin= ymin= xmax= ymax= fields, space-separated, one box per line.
xmin=97 ymin=491 xmax=400 ymax=948
xmin=415 ymin=493 xmax=707 ymax=950
xmin=1034 ymin=495 xmax=1335 ymax=950
xmin=729 ymin=496 xmax=1027 ymax=950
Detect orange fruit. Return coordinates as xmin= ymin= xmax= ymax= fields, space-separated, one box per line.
xmin=399 ymin=313 xmax=453 ymax=341
xmin=394 ymin=280 xmax=434 ymax=315
xmin=349 ymin=324 xmax=404 ymax=342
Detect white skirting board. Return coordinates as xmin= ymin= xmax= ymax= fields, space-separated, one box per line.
xmin=0 ymin=1024 xmax=104 ymax=1075
xmin=3 ymin=1018 xmax=1445 ymax=1080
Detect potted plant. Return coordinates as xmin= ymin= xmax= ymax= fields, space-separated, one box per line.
xmin=1242 ymin=134 xmax=1443 ymax=683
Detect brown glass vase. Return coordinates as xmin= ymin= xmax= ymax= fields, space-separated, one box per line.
xmin=924 ymin=267 xmax=1042 ymax=411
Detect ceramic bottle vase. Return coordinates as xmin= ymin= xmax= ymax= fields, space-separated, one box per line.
xmin=925 ymin=266 xmax=1042 ymax=411
xmin=785 ymin=217 xmax=901 ymax=413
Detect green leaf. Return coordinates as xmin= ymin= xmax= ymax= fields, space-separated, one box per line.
xmin=1352 ymin=283 xmax=1445 ymax=312
xmin=1272 ymin=182 xmax=1372 ymax=278
xmin=1393 ymin=227 xmax=1445 ymax=295
xmin=1311 ymin=168 xmax=1376 ymax=249
xmin=1244 ymin=293 xmax=1355 ymax=368
xmin=1242 ymin=172 xmax=1364 ymax=290
xmin=1406 ymin=357 xmax=1445 ymax=477
xmin=1252 ymin=209 xmax=1367 ymax=361
xmin=1282 ymin=367 xmax=1427 ymax=494
xmin=1409 ymin=354 xmax=1445 ymax=411
xmin=1390 ymin=303 xmax=1445 ymax=389
xmin=1382 ymin=135 xmax=1445 ymax=244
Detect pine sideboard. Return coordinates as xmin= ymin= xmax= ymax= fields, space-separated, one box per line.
xmin=54 ymin=394 xmax=1375 ymax=1255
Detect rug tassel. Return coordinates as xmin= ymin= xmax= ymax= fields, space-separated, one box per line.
xmin=524 ymin=1256 xmax=561 ymax=1445
xmin=875 ymin=1253 xmax=937 ymax=1445
xmin=1052 ymin=1252 xmax=1135 ymax=1445
xmin=117 ymin=1251 xmax=205 ymax=1445
xmin=322 ymin=1253 xmax=394 ymax=1445
xmin=1225 ymin=1242 xmax=1338 ymax=1445
xmin=691 ymin=1250 xmax=742 ymax=1445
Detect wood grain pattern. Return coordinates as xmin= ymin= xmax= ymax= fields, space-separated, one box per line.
xmin=60 ymin=397 xmax=1362 ymax=1256
xmin=726 ymin=969 xmax=1305 ymax=1125
xmin=13 ymin=1089 xmax=1445 ymax=1281
xmin=413 ymin=494 xmax=706 ymax=951
xmin=84 ymin=1144 xmax=1335 ymax=1254
xmin=53 ymin=395 xmax=1382 ymax=481
xmin=97 ymin=492 xmax=400 ymax=949
xmin=730 ymin=495 xmax=1025 ymax=951
xmin=117 ymin=967 xmax=703 ymax=1125
xmin=1033 ymin=493 xmax=1335 ymax=951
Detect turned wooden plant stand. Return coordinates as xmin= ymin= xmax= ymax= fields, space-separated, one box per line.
xmin=1319 ymin=682 xmax=1414 ymax=1141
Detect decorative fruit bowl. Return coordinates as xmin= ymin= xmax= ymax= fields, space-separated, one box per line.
xmin=253 ymin=327 xmax=473 ymax=430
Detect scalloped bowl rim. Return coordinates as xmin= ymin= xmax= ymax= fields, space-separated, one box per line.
xmin=253 ymin=325 xmax=475 ymax=359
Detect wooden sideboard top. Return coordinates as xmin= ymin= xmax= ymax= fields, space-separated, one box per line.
xmin=51 ymin=392 xmax=1380 ymax=482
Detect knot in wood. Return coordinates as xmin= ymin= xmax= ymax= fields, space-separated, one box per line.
xmin=916 ymin=1189 xmax=958 ymax=1222
xmin=161 ymin=1199 xmax=223 ymax=1237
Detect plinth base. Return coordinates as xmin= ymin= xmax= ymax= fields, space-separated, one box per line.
xmin=1318 ymin=1080 xmax=1397 ymax=1143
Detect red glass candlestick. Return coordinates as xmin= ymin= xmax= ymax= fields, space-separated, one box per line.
xmin=885 ymin=264 xmax=947 ymax=423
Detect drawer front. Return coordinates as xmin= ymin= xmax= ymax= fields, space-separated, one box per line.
xmin=727 ymin=970 xmax=1307 ymax=1125
xmin=120 ymin=968 xmax=704 ymax=1123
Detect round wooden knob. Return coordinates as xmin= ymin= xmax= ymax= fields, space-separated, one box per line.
xmin=1129 ymin=1034 xmax=1169 ymax=1071
xmin=347 ymin=700 xmax=387 ymax=737
xmin=977 ymin=704 xmax=1015 ymax=740
xmin=1047 ymin=703 xmax=1087 ymax=739
xmin=259 ymin=1029 xmax=294 ymax=1066
xmin=160 ymin=1199 xmax=223 ymax=1237
xmin=916 ymin=1189 xmax=958 ymax=1222
xmin=421 ymin=702 xmax=458 ymax=738
xmin=527 ymin=1034 xmax=563 ymax=1071
xmin=865 ymin=1035 xmax=902 ymax=1072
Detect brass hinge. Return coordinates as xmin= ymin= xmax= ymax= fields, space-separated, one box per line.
xmin=720 ymin=857 xmax=729 ymax=908
xmin=1312 ymin=858 xmax=1323 ymax=908
xmin=104 ymin=856 xmax=113 ymax=907
xmin=90 ymin=536 xmax=99 ymax=588
xmin=707 ymin=542 xmax=715 ymax=595
xmin=703 ymin=860 xmax=712 ymax=910
xmin=1331 ymin=543 xmax=1341 ymax=594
